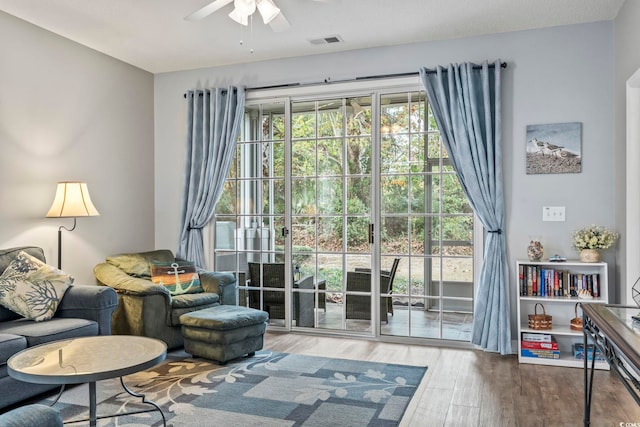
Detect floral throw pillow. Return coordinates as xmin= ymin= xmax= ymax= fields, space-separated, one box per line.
xmin=0 ymin=251 xmax=73 ymax=321
xmin=150 ymin=261 xmax=202 ymax=296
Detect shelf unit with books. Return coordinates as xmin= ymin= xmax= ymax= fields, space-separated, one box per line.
xmin=516 ymin=260 xmax=609 ymax=369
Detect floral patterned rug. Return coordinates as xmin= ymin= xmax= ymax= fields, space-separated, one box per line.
xmin=40 ymin=350 xmax=427 ymax=426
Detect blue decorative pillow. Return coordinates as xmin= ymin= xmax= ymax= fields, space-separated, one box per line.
xmin=0 ymin=251 xmax=73 ymax=321
xmin=150 ymin=261 xmax=202 ymax=295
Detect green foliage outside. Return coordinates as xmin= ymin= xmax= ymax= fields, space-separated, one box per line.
xmin=216 ymin=95 xmax=473 ymax=293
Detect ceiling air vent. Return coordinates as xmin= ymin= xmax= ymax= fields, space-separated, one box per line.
xmin=309 ymin=35 xmax=343 ymax=45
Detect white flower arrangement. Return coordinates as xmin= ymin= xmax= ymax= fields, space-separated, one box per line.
xmin=572 ymin=225 xmax=619 ymax=250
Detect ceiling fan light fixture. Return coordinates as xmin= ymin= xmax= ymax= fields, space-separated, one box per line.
xmin=229 ymin=7 xmax=249 ymax=25
xmin=233 ymin=0 xmax=256 ymax=16
xmin=256 ymin=0 xmax=280 ymax=24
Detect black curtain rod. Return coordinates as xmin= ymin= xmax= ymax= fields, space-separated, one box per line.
xmin=183 ymin=62 xmax=507 ymax=97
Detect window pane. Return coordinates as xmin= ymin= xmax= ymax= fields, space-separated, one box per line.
xmin=270 ymin=142 xmax=285 ymax=178
xmin=410 ymin=134 xmax=427 ymax=173
xmin=318 ymin=99 xmax=343 ymax=137
xmin=410 ymin=217 xmax=426 ymax=255
xmin=347 ymin=97 xmax=372 ymax=136
xmin=381 ymin=216 xmax=408 ymax=254
xmin=347 ymin=177 xmax=370 ymax=213
xmin=263 ymin=179 xmax=285 ymax=215
xmin=410 ymin=92 xmax=426 ymax=133
xmin=410 ymin=174 xmax=426 ymax=214
xmin=318 ymin=139 xmax=343 ymax=176
xmin=441 ymin=174 xmax=469 ymax=213
xmin=441 ymin=257 xmax=473 ymax=283
xmin=291 ymin=140 xmax=316 ymax=177
xmin=381 ymin=175 xmax=408 ymax=214
xmin=291 ymin=178 xmax=316 ymax=215
xmin=347 ymin=137 xmax=371 ymax=175
xmin=292 ymin=101 xmax=316 ymax=139
xmin=216 ymin=180 xmax=236 ymax=215
xmin=320 ymin=254 xmax=345 ymax=291
xmin=318 ymin=177 xmax=342 ymax=214
xmin=292 ymin=216 xmax=315 ymax=248
xmin=318 ymin=216 xmax=342 ymax=252
xmin=242 ymin=105 xmax=260 ymax=142
xmin=381 ymin=135 xmax=409 ymax=174
xmin=346 ymin=216 xmax=369 ymax=252
xmin=381 ymin=94 xmax=409 ymax=134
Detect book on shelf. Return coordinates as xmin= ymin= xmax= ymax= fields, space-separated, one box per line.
xmin=521 ymin=336 xmax=558 ymax=350
xmin=521 ymin=332 xmax=553 ymax=342
xmin=572 ymin=343 xmax=605 ymax=361
xmin=518 ymin=262 xmax=600 ymax=298
xmin=521 ymin=348 xmax=561 ymax=359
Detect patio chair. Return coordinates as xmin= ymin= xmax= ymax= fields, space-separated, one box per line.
xmin=347 ymin=258 xmax=400 ymax=322
xmin=247 ymin=262 xmax=316 ymax=327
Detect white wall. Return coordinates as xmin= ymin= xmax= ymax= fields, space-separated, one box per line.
xmin=155 ymin=21 xmax=617 ymax=338
xmin=0 ymin=12 xmax=155 ymax=284
xmin=615 ymin=0 xmax=640 ymax=304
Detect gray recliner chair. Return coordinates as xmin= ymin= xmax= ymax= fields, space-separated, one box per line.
xmin=94 ymin=250 xmax=237 ymax=349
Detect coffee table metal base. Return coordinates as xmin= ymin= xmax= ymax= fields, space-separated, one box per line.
xmin=54 ymin=378 xmax=165 ymax=427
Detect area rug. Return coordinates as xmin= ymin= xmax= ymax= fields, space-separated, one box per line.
xmin=39 ymin=350 xmax=426 ymax=427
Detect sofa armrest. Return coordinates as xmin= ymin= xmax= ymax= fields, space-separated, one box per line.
xmin=94 ymin=262 xmax=171 ymax=298
xmin=200 ymin=271 xmax=237 ymax=305
xmin=55 ymin=285 xmax=118 ymax=335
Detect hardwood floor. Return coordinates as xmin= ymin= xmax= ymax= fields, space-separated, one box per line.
xmin=265 ymin=331 xmax=640 ymax=427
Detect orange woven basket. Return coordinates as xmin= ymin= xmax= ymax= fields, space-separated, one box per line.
xmin=528 ymin=303 xmax=552 ymax=330
xmin=570 ymin=302 xmax=583 ymax=331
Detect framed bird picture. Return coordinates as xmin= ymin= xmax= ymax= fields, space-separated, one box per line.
xmin=525 ymin=122 xmax=582 ymax=174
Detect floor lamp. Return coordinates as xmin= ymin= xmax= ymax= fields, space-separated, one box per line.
xmin=46 ymin=181 xmax=100 ymax=270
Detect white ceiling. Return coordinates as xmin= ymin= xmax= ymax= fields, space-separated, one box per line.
xmin=0 ymin=0 xmax=626 ymax=74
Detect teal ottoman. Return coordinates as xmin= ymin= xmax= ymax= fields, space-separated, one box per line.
xmin=180 ymin=305 xmax=268 ymax=364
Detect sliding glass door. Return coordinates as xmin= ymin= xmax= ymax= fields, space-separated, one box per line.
xmin=213 ymin=82 xmax=476 ymax=342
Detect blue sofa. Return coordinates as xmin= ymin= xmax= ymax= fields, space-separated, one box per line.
xmin=0 ymin=246 xmax=118 ymax=411
xmin=0 ymin=404 xmax=62 ymax=427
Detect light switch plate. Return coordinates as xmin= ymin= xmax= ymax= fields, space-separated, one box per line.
xmin=542 ymin=206 xmax=566 ymax=222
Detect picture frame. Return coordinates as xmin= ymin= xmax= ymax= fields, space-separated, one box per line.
xmin=525 ymin=122 xmax=582 ymax=174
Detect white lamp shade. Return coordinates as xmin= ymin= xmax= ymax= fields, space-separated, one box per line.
xmin=229 ymin=7 xmax=249 ymax=25
xmin=233 ymin=0 xmax=256 ymax=16
xmin=257 ymin=0 xmax=280 ymax=24
xmin=46 ymin=182 xmax=100 ymax=218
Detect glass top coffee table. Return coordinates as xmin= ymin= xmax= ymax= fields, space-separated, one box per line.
xmin=8 ymin=335 xmax=167 ymax=427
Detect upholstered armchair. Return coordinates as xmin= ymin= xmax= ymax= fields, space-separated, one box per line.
xmin=94 ymin=250 xmax=236 ymax=349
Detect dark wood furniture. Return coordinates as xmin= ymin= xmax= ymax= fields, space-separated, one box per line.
xmin=582 ymin=304 xmax=640 ymax=426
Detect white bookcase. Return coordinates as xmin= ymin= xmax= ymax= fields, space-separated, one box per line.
xmin=516 ymin=260 xmax=609 ymax=369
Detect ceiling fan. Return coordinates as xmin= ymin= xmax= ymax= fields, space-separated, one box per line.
xmin=185 ymin=0 xmax=330 ymax=32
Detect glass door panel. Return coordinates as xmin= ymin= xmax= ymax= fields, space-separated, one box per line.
xmin=214 ymin=101 xmax=290 ymax=326
xmin=291 ymin=96 xmax=374 ymax=333
xmin=379 ymin=91 xmax=474 ymax=341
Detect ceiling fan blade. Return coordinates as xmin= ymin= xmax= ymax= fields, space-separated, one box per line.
xmin=268 ymin=12 xmax=290 ymax=32
xmin=185 ymin=0 xmax=234 ymax=21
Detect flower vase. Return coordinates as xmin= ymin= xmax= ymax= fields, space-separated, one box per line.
xmin=580 ymin=249 xmax=600 ymax=263
xmin=527 ymin=240 xmax=544 ymax=262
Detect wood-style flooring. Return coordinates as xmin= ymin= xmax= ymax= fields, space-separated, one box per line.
xmin=265 ymin=331 xmax=640 ymax=427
